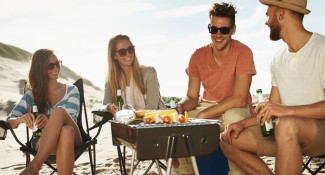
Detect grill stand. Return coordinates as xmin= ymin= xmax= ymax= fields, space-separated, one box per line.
xmin=117 ymin=134 xmax=200 ymax=175
xmin=117 ymin=145 xmax=166 ymax=175
xmin=166 ymin=135 xmax=199 ymax=175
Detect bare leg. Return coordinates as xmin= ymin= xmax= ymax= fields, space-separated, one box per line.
xmin=20 ymin=108 xmax=82 ymax=175
xmin=220 ymin=128 xmax=274 ymax=175
xmin=275 ymin=117 xmax=318 ymax=175
xmin=57 ymin=126 xmax=77 ymax=174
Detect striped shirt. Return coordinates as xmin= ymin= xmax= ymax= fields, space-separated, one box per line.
xmin=8 ymin=84 xmax=80 ymax=123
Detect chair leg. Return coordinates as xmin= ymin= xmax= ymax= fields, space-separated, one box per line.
xmin=88 ymin=145 xmax=95 ymax=175
xmin=302 ymin=156 xmax=313 ymax=173
xmin=26 ymin=153 xmax=30 ymax=167
xmin=93 ymin=144 xmax=96 ymax=175
xmin=302 ymin=157 xmax=312 ymax=171
xmin=312 ymin=162 xmax=325 ymax=175
xmin=43 ymin=161 xmax=58 ymax=174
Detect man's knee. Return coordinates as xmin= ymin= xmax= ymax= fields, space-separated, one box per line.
xmin=221 ymin=107 xmax=250 ymax=131
xmin=275 ymin=117 xmax=299 ymax=139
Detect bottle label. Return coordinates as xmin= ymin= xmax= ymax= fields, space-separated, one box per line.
xmin=117 ymin=89 xmax=122 ymax=96
xmin=33 ymin=105 xmax=38 ymax=113
xmin=31 ymin=122 xmax=38 ymax=132
xmin=169 ymin=100 xmax=176 ymax=108
xmin=265 ymin=120 xmax=273 ymax=131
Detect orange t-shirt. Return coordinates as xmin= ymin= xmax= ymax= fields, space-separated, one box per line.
xmin=187 ymin=39 xmax=256 ymax=112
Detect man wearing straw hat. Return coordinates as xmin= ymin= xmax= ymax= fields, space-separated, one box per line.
xmin=220 ymin=0 xmax=325 ymax=174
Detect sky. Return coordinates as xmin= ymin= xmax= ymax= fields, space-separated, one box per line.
xmin=1 ymin=0 xmax=325 ymax=97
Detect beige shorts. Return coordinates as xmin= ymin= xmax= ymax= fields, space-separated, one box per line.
xmin=187 ymin=103 xmax=251 ymax=131
xmin=247 ymin=119 xmax=325 ymax=157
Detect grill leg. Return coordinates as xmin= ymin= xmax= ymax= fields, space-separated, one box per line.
xmin=130 ymin=149 xmax=136 ymax=175
xmin=184 ymin=135 xmax=200 ymax=175
xmin=166 ymin=158 xmax=173 ymax=175
xmin=155 ymin=159 xmax=163 ymax=175
xmin=166 ymin=136 xmax=177 ymax=175
xmin=190 ymin=156 xmax=200 ymax=175
xmin=117 ymin=146 xmax=127 ymax=175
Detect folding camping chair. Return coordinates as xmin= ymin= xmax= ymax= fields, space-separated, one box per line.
xmin=0 ymin=78 xmax=112 ymax=174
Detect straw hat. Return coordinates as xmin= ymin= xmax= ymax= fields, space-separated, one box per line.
xmin=259 ymin=0 xmax=310 ymax=14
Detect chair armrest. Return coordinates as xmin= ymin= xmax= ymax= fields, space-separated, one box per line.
xmin=0 ymin=120 xmax=10 ymax=130
xmin=0 ymin=120 xmax=26 ymax=147
xmin=89 ymin=111 xmax=113 ymax=131
xmin=0 ymin=120 xmax=9 ymax=140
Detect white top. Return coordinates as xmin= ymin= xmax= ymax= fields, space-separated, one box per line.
xmin=271 ymin=33 xmax=325 ymax=105
xmin=125 ymin=86 xmax=134 ymax=109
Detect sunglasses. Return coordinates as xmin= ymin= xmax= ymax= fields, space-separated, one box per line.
xmin=48 ymin=60 xmax=62 ymax=70
xmin=115 ymin=46 xmax=135 ymax=57
xmin=208 ymin=24 xmax=232 ymax=35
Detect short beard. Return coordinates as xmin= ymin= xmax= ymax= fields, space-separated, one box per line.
xmin=269 ymin=17 xmax=281 ymax=41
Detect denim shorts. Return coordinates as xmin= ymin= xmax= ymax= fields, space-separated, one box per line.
xmin=31 ymin=136 xmax=40 ymax=150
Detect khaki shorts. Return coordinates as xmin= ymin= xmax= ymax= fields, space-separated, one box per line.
xmin=187 ymin=103 xmax=251 ymax=131
xmin=247 ymin=119 xmax=325 ymax=157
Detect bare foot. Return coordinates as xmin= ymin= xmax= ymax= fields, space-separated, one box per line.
xmin=20 ymin=164 xmax=39 ymax=175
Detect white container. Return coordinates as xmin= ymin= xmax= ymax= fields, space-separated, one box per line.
xmin=115 ymin=109 xmax=136 ymax=124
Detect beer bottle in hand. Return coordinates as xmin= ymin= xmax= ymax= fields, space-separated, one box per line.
xmin=256 ymin=89 xmax=274 ymax=137
xmin=116 ymin=87 xmax=124 ymax=110
xmin=32 ymin=102 xmax=42 ymax=137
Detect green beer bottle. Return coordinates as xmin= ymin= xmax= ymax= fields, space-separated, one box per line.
xmin=256 ymin=89 xmax=274 ymax=137
xmin=32 ymin=102 xmax=42 ymax=137
xmin=116 ymin=87 xmax=124 ymax=110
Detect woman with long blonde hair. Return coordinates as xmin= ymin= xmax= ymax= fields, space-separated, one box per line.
xmin=103 ymin=34 xmax=165 ymax=114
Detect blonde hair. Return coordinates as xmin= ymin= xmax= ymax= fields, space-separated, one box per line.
xmin=106 ymin=34 xmax=145 ymax=101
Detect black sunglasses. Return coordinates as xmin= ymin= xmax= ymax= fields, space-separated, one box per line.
xmin=48 ymin=60 xmax=62 ymax=70
xmin=115 ymin=46 xmax=135 ymax=57
xmin=208 ymin=24 xmax=232 ymax=35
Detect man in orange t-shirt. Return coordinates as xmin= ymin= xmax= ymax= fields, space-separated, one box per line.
xmin=177 ymin=3 xmax=256 ymax=133
xmin=176 ymin=2 xmax=256 ymax=175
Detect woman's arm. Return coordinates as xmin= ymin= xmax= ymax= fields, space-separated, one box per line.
xmin=7 ymin=90 xmax=34 ymax=128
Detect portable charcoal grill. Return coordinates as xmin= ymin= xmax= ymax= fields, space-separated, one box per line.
xmin=110 ymin=119 xmax=220 ymax=175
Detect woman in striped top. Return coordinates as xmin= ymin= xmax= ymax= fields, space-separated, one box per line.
xmin=7 ymin=49 xmax=82 ymax=175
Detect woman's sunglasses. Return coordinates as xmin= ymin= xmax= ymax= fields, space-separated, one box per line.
xmin=48 ymin=60 xmax=62 ymax=70
xmin=115 ymin=46 xmax=135 ymax=57
xmin=208 ymin=24 xmax=232 ymax=35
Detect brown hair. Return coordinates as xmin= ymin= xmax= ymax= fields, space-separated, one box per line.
xmin=209 ymin=2 xmax=237 ymax=27
xmin=106 ymin=34 xmax=145 ymax=101
xmin=29 ymin=49 xmax=53 ymax=114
